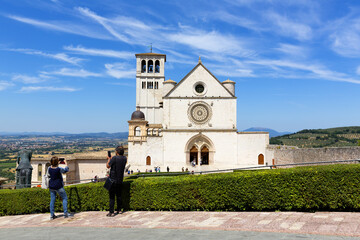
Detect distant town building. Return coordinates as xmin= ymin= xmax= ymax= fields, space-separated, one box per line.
xmin=30 ymin=148 xmax=128 ymax=185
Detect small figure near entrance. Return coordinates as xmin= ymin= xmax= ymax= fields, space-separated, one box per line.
xmin=167 ymin=166 xmax=170 ymax=172
xmin=16 ymin=149 xmax=33 ymax=189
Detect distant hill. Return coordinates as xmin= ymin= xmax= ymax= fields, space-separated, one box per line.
xmin=270 ymin=126 xmax=360 ymax=148
xmin=0 ymin=132 xmax=129 ymax=139
xmin=0 ymin=132 xmax=67 ymax=136
xmin=242 ymin=127 xmax=292 ymax=138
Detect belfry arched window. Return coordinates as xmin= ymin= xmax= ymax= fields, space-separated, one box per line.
xmin=134 ymin=127 xmax=141 ymax=137
xmin=141 ymin=60 xmax=146 ymax=73
xmin=148 ymin=60 xmax=153 ymax=73
xmin=155 ymin=60 xmax=160 ymax=73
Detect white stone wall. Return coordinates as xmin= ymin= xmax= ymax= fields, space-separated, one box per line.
xmin=237 ymin=132 xmax=269 ymax=166
xmin=163 ymin=98 xmax=236 ymax=129
xmin=127 ymin=136 xmax=163 ymax=171
xmin=161 ymin=131 xmax=238 ymax=170
xmin=76 ymin=159 xmax=108 ymax=180
xmin=167 ymin=65 xmax=233 ymax=98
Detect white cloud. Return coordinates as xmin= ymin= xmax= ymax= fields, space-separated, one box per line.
xmin=213 ymin=68 xmax=255 ymax=78
xmin=167 ymin=29 xmax=244 ymax=54
xmin=75 ymin=7 xmax=166 ymax=46
xmin=19 ymin=86 xmax=80 ymax=93
xmin=105 ymin=63 xmax=135 ymax=79
xmin=0 ymin=81 xmax=14 ymax=91
xmin=64 ymin=45 xmax=133 ymax=59
xmin=12 ymin=74 xmax=46 ymax=84
xmin=76 ymin=7 xmax=130 ymax=43
xmin=42 ymin=68 xmax=102 ymax=78
xmin=275 ymin=44 xmax=308 ymax=58
xmin=213 ymin=11 xmax=266 ymax=32
xmin=7 ymin=15 xmax=112 ymax=40
xmin=247 ymin=59 xmax=360 ymax=84
xmin=266 ymin=12 xmax=312 ymax=41
xmin=330 ymin=17 xmax=360 ymax=57
xmin=6 ymin=48 xmax=83 ymax=65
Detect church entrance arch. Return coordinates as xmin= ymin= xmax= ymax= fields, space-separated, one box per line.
xmin=185 ymin=134 xmax=215 ymax=166
xmin=146 ymin=156 xmax=151 ymax=165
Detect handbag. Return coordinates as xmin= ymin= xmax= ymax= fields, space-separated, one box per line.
xmin=104 ymin=156 xmax=118 ymax=191
xmin=42 ymin=167 xmax=50 ymax=189
xmin=103 ymin=177 xmax=115 ymax=191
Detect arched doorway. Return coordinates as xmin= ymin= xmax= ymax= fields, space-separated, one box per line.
xmin=146 ymin=156 xmax=151 ymax=165
xmin=185 ymin=134 xmax=215 ymax=166
xmin=201 ymin=146 xmax=209 ymax=165
xmin=258 ymin=154 xmax=264 ymax=165
xmin=190 ymin=146 xmax=198 ymax=165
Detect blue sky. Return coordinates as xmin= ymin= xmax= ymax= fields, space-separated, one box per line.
xmin=1 ymin=0 xmax=360 ymax=133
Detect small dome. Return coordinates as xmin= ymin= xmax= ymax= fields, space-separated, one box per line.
xmin=131 ymin=107 xmax=145 ymax=120
xmin=164 ymin=79 xmax=177 ymax=84
xmin=222 ymin=78 xmax=235 ymax=84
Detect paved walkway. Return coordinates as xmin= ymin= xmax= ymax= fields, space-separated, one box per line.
xmin=1 ymin=211 xmax=360 ymax=239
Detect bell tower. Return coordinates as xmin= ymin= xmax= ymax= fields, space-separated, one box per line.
xmin=135 ymin=52 xmax=166 ymax=124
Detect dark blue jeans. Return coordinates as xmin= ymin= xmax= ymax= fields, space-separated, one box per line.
xmin=109 ymin=183 xmax=122 ymax=213
xmin=50 ymin=188 xmax=68 ymax=217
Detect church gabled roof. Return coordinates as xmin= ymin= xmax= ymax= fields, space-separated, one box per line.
xmin=164 ymin=62 xmax=236 ymax=98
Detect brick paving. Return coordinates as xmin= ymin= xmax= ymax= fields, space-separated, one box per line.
xmin=1 ymin=211 xmax=360 ymax=237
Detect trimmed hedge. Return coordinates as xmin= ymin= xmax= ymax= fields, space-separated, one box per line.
xmin=1 ymin=164 xmax=360 ymax=216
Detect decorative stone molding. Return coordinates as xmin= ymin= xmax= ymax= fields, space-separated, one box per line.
xmin=187 ymin=101 xmax=212 ymax=125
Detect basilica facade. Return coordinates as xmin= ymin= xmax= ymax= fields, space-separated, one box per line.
xmin=128 ymin=52 xmax=270 ymax=171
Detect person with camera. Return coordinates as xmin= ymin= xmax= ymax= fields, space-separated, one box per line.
xmin=48 ymin=156 xmax=71 ymax=220
xmin=106 ymin=146 xmax=127 ymax=217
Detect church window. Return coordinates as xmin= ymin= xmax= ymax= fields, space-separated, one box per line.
xmin=201 ymin=146 xmax=209 ymax=165
xmin=38 ymin=164 xmax=42 ymax=181
xmin=158 ymin=129 xmax=162 ymax=136
xmin=154 ymin=82 xmax=159 ymax=89
xmin=134 ymin=127 xmax=141 ymax=137
xmin=147 ymin=82 xmax=153 ymax=89
xmin=141 ymin=60 xmax=146 ymax=73
xmin=190 ymin=146 xmax=198 ymax=165
xmin=146 ymin=156 xmax=151 ymax=165
xmin=142 ymin=82 xmax=146 ymax=89
xmin=147 ymin=128 xmax=152 ymax=136
xmin=195 ymin=84 xmax=205 ymax=93
xmin=155 ymin=60 xmax=160 ymax=73
xmin=258 ymin=154 xmax=264 ymax=165
xmin=148 ymin=60 xmax=153 ymax=73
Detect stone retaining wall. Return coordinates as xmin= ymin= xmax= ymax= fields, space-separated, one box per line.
xmin=267 ymin=145 xmax=360 ymax=165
